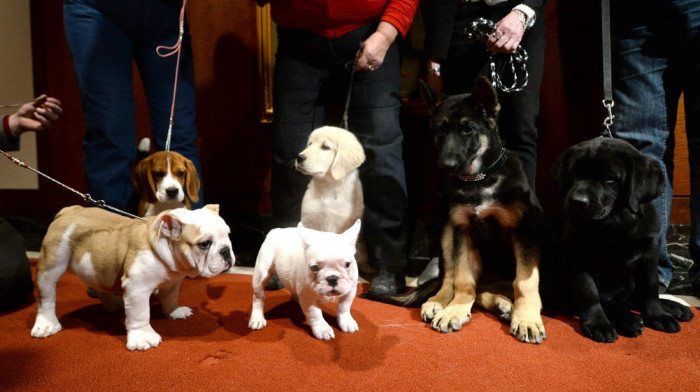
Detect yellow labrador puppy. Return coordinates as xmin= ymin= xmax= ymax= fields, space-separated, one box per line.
xmin=294 ymin=126 xmax=369 ymax=272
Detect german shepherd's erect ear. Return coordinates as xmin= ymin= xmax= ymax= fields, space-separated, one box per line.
xmin=469 ymin=76 xmax=500 ymax=126
xmin=418 ymin=79 xmax=448 ymax=117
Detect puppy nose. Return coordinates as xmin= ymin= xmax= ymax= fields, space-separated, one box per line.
xmin=326 ymin=276 xmax=338 ymax=287
xmin=569 ymin=195 xmax=590 ymax=210
xmin=296 ymin=154 xmax=306 ymax=163
xmin=165 ymin=187 xmax=179 ymax=199
xmin=439 ymin=156 xmax=460 ymax=174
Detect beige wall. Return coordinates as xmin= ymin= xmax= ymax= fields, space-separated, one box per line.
xmin=0 ymin=0 xmax=38 ymax=190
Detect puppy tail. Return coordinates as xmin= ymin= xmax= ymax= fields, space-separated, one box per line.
xmin=137 ymin=137 xmax=151 ymax=162
xmin=361 ymin=278 xmax=441 ymax=308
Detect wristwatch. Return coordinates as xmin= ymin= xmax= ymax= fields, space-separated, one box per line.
xmin=513 ymin=9 xmax=528 ymax=31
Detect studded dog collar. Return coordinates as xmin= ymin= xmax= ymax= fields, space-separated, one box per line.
xmin=458 ymin=147 xmax=508 ymax=182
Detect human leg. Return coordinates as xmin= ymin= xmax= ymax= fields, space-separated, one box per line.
xmin=64 ymin=0 xmax=138 ymax=211
xmin=270 ymin=27 xmax=329 ymax=228
xmin=496 ymin=12 xmax=546 ymax=190
xmin=346 ymin=38 xmax=408 ymax=294
xmin=611 ymin=2 xmax=674 ymax=287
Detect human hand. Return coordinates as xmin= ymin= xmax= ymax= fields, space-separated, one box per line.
xmin=355 ymin=22 xmax=398 ymax=72
xmin=485 ymin=11 xmax=524 ymax=54
xmin=8 ymin=95 xmax=63 ymax=137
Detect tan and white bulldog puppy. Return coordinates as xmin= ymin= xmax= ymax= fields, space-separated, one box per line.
xmin=31 ymin=204 xmax=234 ymax=351
xmin=249 ymin=220 xmax=361 ymax=340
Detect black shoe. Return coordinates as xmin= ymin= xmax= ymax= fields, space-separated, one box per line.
xmin=689 ymin=262 xmax=700 ymax=297
xmin=265 ymin=274 xmax=284 ymax=290
xmin=369 ymin=270 xmax=406 ymax=296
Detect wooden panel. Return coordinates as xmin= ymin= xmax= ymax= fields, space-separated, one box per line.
xmin=671 ymin=94 xmax=690 ymax=224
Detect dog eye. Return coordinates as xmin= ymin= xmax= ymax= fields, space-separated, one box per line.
xmin=345 ymin=261 xmax=351 ymax=268
xmin=153 ymin=171 xmax=165 ymax=179
xmin=176 ymin=170 xmax=185 ymax=177
xmin=310 ymin=265 xmax=320 ymax=272
xmin=198 ymin=240 xmax=212 ymax=250
xmin=460 ymin=122 xmax=475 ymax=134
xmin=321 ymin=144 xmax=330 ymax=151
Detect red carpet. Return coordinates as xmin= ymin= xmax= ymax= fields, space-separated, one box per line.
xmin=1 ymin=266 xmax=699 ymax=391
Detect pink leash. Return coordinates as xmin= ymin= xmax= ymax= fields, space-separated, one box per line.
xmin=155 ymin=0 xmax=187 ymax=152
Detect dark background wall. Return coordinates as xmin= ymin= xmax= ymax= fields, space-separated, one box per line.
xmin=1 ymin=0 xmax=689 ymax=228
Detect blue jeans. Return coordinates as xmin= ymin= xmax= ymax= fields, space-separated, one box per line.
xmin=611 ymin=0 xmax=700 ymax=287
xmin=271 ymin=24 xmax=408 ymax=273
xmin=64 ymin=0 xmax=204 ymax=212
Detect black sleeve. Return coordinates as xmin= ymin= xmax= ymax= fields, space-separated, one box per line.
xmin=424 ymin=0 xmax=458 ymax=60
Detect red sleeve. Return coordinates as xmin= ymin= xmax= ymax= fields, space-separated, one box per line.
xmin=381 ymin=0 xmax=420 ymax=38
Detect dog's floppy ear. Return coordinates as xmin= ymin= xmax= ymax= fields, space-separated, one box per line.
xmin=133 ymin=157 xmax=159 ymax=203
xmin=550 ymin=147 xmax=573 ymax=198
xmin=156 ymin=212 xmax=183 ymax=240
xmin=626 ymin=150 xmax=665 ymax=213
xmin=204 ymin=204 xmax=220 ymax=215
xmin=419 ymin=79 xmax=447 ymax=117
xmin=470 ymin=76 xmax=500 ymax=120
xmin=341 ymin=219 xmax=361 ymax=248
xmin=184 ymin=157 xmax=200 ymax=203
xmin=330 ymin=131 xmax=366 ymax=180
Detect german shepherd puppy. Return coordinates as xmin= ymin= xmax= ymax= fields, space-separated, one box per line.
xmin=363 ymin=77 xmax=546 ymax=344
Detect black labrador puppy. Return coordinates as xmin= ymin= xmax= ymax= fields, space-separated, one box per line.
xmin=540 ymin=137 xmax=694 ymax=342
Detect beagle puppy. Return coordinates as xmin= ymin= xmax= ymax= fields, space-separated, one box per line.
xmin=133 ymin=151 xmax=201 ymax=217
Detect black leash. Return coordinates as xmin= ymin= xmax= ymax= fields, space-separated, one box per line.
xmin=341 ymin=42 xmax=364 ymax=131
xmin=601 ymin=0 xmax=615 ymax=138
xmin=465 ymin=18 xmax=529 ymax=93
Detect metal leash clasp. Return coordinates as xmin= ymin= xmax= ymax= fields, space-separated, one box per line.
xmin=602 ymin=99 xmax=615 ymax=138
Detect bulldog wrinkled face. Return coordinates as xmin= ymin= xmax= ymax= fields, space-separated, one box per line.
xmin=169 ymin=207 xmax=235 ymax=278
xmin=305 ymin=245 xmax=357 ymax=300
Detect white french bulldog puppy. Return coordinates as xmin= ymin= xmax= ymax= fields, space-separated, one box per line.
xmin=249 ymin=220 xmax=361 ymax=340
xmin=31 ymin=204 xmax=234 ymax=351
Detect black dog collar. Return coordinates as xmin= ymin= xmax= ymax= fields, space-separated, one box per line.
xmin=458 ymin=147 xmax=508 ymax=182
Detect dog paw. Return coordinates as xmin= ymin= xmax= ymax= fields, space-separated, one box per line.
xmin=661 ymin=299 xmax=695 ymax=322
xmin=421 ymin=301 xmax=444 ymax=323
xmin=126 ymin=326 xmax=162 ymax=351
xmin=168 ymin=306 xmax=193 ymax=320
xmin=580 ymin=320 xmax=618 ymax=343
xmin=338 ymin=313 xmax=359 ymax=333
xmin=644 ymin=313 xmax=681 ymax=334
xmin=610 ymin=312 xmax=644 ymax=337
xmin=431 ymin=305 xmax=471 ymax=333
xmin=248 ymin=313 xmax=267 ymax=330
xmin=31 ymin=315 xmax=62 ymax=338
xmin=311 ymin=322 xmax=335 ymax=340
xmin=510 ymin=316 xmax=546 ymax=344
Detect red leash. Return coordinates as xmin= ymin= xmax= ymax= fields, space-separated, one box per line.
xmin=155 ymin=0 xmax=187 ymax=152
